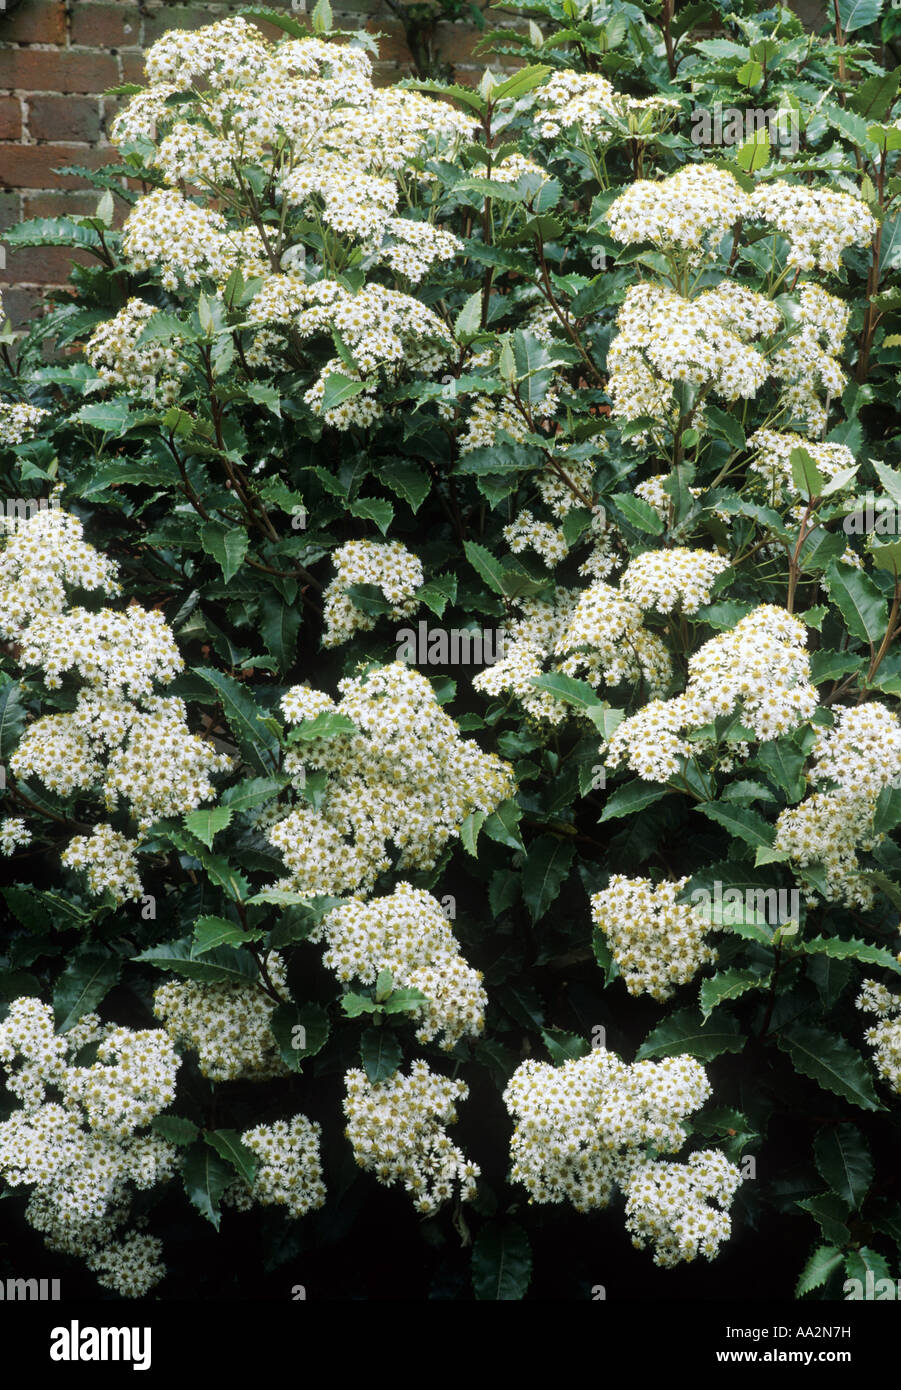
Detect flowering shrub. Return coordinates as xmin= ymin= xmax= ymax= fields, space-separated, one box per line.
xmin=1 ymin=0 xmax=901 ymax=1302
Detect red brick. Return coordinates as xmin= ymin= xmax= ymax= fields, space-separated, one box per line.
xmin=0 ymin=287 xmax=47 ymax=331
xmin=0 ymin=190 xmax=20 ymax=232
xmin=120 ymin=54 xmax=147 ymax=85
xmin=0 ymin=0 xmax=67 ymax=45
xmin=0 ymin=144 xmax=113 ymax=191
xmin=25 ymin=186 xmax=130 ymax=228
xmin=0 ymin=50 xmax=120 ymax=96
xmin=363 ymin=21 xmax=413 ymax=67
xmin=141 ymin=5 xmax=228 ymax=46
xmin=23 ymin=190 xmax=103 ymax=219
xmin=2 ymin=244 xmax=91 ymax=286
xmin=0 ymin=96 xmax=22 ymax=141
xmin=71 ymin=3 xmax=142 ymax=49
xmin=28 ymin=96 xmax=103 ymax=143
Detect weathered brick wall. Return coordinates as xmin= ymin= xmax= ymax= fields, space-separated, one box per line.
xmin=0 ymin=0 xmax=505 ymax=326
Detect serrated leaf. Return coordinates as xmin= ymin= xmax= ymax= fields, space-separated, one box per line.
xmin=455 ymin=290 xmax=483 ymax=342
xmin=360 ymin=1027 xmax=402 ymax=1083
xmin=799 ymin=935 xmax=901 ymax=976
xmin=823 ymin=562 xmax=888 ymax=645
xmin=461 ymin=809 xmax=486 ymax=856
xmin=483 ymin=799 xmax=525 ymax=852
xmin=183 ymin=806 xmax=233 ymax=850
xmin=529 ymin=671 xmax=601 ymax=709
xmin=796 ymin=1244 xmax=844 ymax=1296
xmin=521 ymin=836 xmax=574 ymax=923
xmin=697 ymin=801 xmax=774 ymax=849
xmin=777 ymin=1025 xmax=883 ymax=1111
xmin=637 ymin=1008 xmax=743 ymax=1061
xmin=699 ymin=968 xmax=769 ymax=1020
xmin=378 ymin=459 xmax=430 ymax=513
xmin=472 ymin=1221 xmax=532 ymax=1301
xmin=836 ymin=0 xmax=883 ymax=32
xmin=133 ymin=939 xmax=258 ymax=986
xmin=541 ymin=1027 xmax=590 ymax=1064
xmin=348 ymin=497 xmax=394 ymax=535
xmin=599 ymin=781 xmax=672 ymax=822
xmin=814 ymin=1124 xmax=873 ymax=1210
xmin=610 ymin=493 xmax=664 ymax=534
xmin=464 ymin=540 xmax=507 ymax=595
xmin=190 ymin=667 xmax=280 ymax=775
xmin=269 ymin=1002 xmax=330 ymax=1072
xmin=205 ymin=1129 xmax=259 ymax=1188
xmin=53 ymin=947 xmax=121 ymax=1032
xmin=151 ymin=1115 xmax=200 ymax=1146
xmin=182 ymin=1143 xmax=233 ymax=1232
xmin=797 ymin=1194 xmax=851 ymax=1247
xmin=320 ymin=373 xmax=367 ymax=413
xmin=192 ymin=915 xmax=259 ymax=954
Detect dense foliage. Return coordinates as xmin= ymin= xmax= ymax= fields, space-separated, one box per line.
xmin=2 ymin=0 xmax=901 ymax=1301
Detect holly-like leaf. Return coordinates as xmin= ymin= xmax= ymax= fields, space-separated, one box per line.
xmin=205 ymin=1129 xmax=259 ymax=1189
xmin=360 ymin=1027 xmax=403 ymax=1083
xmin=796 ymin=1244 xmax=844 ymax=1297
xmin=53 ymin=947 xmax=121 ymax=1033
xmin=200 ymin=521 xmax=249 ymax=584
xmin=699 ymin=968 xmax=769 ymax=1020
xmin=521 ymin=836 xmax=574 ymax=923
xmin=270 ymin=1002 xmax=330 ymax=1072
xmin=182 ymin=1143 xmax=234 ymax=1232
xmin=814 ymin=1124 xmax=873 ymax=1210
xmin=183 ymin=806 xmax=233 ymax=850
xmin=777 ymin=1025 xmax=883 ymax=1111
xmin=472 ymin=1221 xmax=532 ymax=1300
xmin=636 ymin=1008 xmax=743 ymax=1061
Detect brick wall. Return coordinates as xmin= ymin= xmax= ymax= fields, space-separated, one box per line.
xmin=0 ymin=0 xmax=505 ymax=327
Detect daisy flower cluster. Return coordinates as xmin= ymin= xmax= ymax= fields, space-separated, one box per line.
xmin=555 ymin=579 xmax=673 ymax=694
xmin=748 ymin=182 xmax=876 ymax=273
xmin=269 ymin=663 xmax=515 ymax=895
xmin=248 ymin=278 xmax=453 ymax=428
xmin=0 ymin=505 xmax=231 ymax=900
xmin=623 ymin=1150 xmax=745 ymax=1268
xmin=322 ymin=538 xmax=423 ymax=647
xmin=590 ymin=876 xmax=717 ymax=1001
xmin=605 ymin=165 xmax=874 ymax=274
xmin=84 ymin=298 xmax=191 ymax=406
xmin=0 ymin=400 xmax=49 ymax=446
xmin=472 ymin=572 xmax=667 ymax=728
xmin=773 ymin=703 xmax=901 ymax=907
xmin=343 ymin=1061 xmax=479 ymax=1215
xmin=531 ymin=71 xmax=677 ymax=142
xmin=606 ymin=165 xmax=749 ymax=263
xmin=60 ymin=825 xmax=144 ymax=903
xmin=121 ymin=189 xmax=269 ymax=293
xmin=770 ymin=282 xmax=851 ymax=435
xmin=748 ymin=429 xmax=856 ymax=506
xmin=503 ymin=1046 xmax=742 ymax=1264
xmin=856 ymin=979 xmax=901 ymax=1095
xmin=0 ymin=998 xmax=179 ymax=1296
xmin=111 ymin=18 xmax=469 ymax=307
xmin=619 ymin=548 xmax=731 ymax=615
xmin=604 ymin=605 xmax=817 ymax=781
xmin=602 ymin=168 xmax=867 ymax=438
xmin=0 ymin=815 xmax=31 ymax=854
xmin=605 ymin=283 xmax=775 ymax=432
xmin=223 ymin=1115 xmax=327 ymax=1219
xmin=153 ymin=952 xmax=290 ymax=1082
xmin=474 ymin=573 xmax=669 ymax=727
xmin=503 ymin=509 xmax=569 ymax=567
xmin=315 ymin=884 xmax=487 ymax=1048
